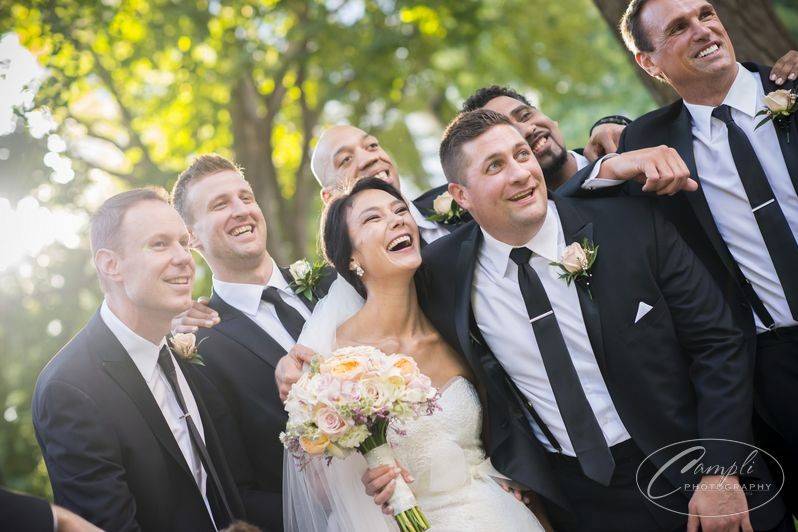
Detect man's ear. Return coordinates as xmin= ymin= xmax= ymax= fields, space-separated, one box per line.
xmin=448 ymin=181 xmax=470 ymax=211
xmin=321 ymin=187 xmax=334 ymax=205
xmin=635 ymin=51 xmax=661 ymax=79
xmin=94 ymin=248 xmax=122 ymax=284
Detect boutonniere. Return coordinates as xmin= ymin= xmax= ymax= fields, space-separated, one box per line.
xmin=288 ymin=259 xmax=326 ymax=301
xmin=426 ymin=191 xmax=466 ymax=225
xmin=169 ymin=333 xmax=205 ymax=366
xmin=755 ymin=88 xmax=797 ymax=142
xmin=550 ymin=239 xmax=598 ymax=298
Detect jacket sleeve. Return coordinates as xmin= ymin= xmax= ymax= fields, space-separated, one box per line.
xmin=651 ymin=206 xmax=754 ymax=471
xmin=557 ymin=127 xmax=632 ymax=198
xmin=33 ymin=379 xmax=142 ymax=532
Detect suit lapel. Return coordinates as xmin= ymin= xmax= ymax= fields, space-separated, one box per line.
xmin=90 ymin=313 xmax=194 ymax=480
xmin=671 ymin=104 xmax=741 ymax=277
xmin=453 ymin=224 xmax=481 ymax=366
xmin=207 ymin=293 xmax=287 ymax=367
xmin=751 ymin=62 xmax=798 ymax=194
xmin=553 ymin=196 xmax=608 ymax=374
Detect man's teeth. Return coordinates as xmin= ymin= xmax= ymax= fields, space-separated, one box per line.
xmin=231 ymin=225 xmax=253 ymax=236
xmin=387 ymin=234 xmax=411 ymax=251
xmin=697 ymin=44 xmax=718 ymax=58
xmin=509 ymin=190 xmax=533 ymax=201
xmin=372 ymin=170 xmax=389 ymax=180
xmin=532 ymin=136 xmax=546 ymax=151
xmin=167 ymin=277 xmax=190 ymax=285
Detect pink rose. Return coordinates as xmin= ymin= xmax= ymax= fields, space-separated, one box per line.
xmin=560 ymin=242 xmax=588 ymax=273
xmin=315 ymin=406 xmax=348 ymax=437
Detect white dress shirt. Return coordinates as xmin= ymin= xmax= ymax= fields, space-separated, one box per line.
xmin=569 ymin=150 xmax=589 ymax=173
xmin=213 ymin=258 xmax=312 ymax=351
xmin=682 ymin=65 xmax=798 ymax=331
xmin=100 ymin=300 xmax=215 ymax=526
xmin=472 ymin=202 xmax=630 ymax=455
xmin=408 ymin=200 xmax=450 ymax=244
xmin=584 ymin=64 xmax=797 ymax=332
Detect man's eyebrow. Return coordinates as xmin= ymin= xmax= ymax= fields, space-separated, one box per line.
xmin=510 ymin=103 xmax=534 ymax=119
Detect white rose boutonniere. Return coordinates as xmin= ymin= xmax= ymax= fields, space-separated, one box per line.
xmin=426 ymin=191 xmax=466 ymax=225
xmin=288 ymin=259 xmax=326 ymax=301
xmin=169 ymin=332 xmax=205 ymax=366
xmin=550 ymin=238 xmax=598 ymax=298
xmin=755 ymin=88 xmax=797 ymax=142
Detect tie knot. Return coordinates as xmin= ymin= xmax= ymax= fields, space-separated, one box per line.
xmin=510 ymin=246 xmax=533 ymax=266
xmin=261 ymin=286 xmax=282 ymax=303
xmin=711 ymin=104 xmax=733 ymax=125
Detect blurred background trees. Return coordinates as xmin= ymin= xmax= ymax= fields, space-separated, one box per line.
xmin=0 ymin=0 xmax=796 ymax=498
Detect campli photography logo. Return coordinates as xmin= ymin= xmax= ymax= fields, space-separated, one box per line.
xmin=635 ymin=439 xmax=785 ymax=518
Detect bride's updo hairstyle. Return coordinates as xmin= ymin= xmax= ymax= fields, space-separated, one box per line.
xmin=321 ymin=176 xmax=407 ymax=298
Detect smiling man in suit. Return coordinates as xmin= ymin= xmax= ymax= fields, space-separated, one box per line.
xmin=33 ymin=188 xmax=246 ymax=531
xmin=412 ymin=110 xmax=789 ymax=531
xmin=170 ymin=154 xmax=335 ymax=530
xmin=559 ymin=0 xmax=798 ymax=515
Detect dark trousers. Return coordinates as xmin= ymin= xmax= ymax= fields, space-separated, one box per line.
xmin=753 ymin=326 xmax=798 ymax=519
xmin=543 ymin=439 xmax=685 ymax=532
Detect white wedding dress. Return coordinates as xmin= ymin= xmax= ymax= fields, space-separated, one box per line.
xmin=388 ymin=376 xmax=545 ymax=531
xmin=283 ymin=278 xmax=545 ymax=532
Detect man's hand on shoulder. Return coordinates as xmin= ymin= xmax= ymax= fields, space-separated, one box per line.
xmin=597 ymin=145 xmax=698 ymax=195
xmin=771 ymin=50 xmax=798 ymax=86
xmin=275 ymin=344 xmax=316 ymax=402
xmin=584 ymin=123 xmax=625 ymax=162
xmin=687 ymin=475 xmax=752 ymax=532
xmin=171 ymin=297 xmax=219 ymax=333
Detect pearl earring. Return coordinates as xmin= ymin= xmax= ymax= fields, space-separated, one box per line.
xmin=353 ymin=264 xmax=364 ymax=277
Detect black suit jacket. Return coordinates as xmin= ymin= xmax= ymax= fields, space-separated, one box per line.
xmin=559 ymin=63 xmax=798 ymax=341
xmin=0 ymin=488 xmax=53 ymax=532
xmin=194 ymin=266 xmax=336 ymax=531
xmin=32 ymin=312 xmax=246 ymax=532
xmin=418 ymin=195 xmax=783 ymax=528
xmin=413 ymin=184 xmax=473 ymax=231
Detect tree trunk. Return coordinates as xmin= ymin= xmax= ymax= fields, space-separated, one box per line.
xmin=230 ymin=76 xmax=291 ymax=263
xmin=592 ymin=0 xmax=798 ymax=106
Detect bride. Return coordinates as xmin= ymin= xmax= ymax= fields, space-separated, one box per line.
xmin=283 ymin=176 xmax=548 ymax=531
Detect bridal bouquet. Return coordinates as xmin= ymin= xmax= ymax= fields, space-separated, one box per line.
xmin=280 ymin=345 xmax=438 ymax=532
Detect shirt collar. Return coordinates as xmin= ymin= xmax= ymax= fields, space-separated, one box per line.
xmin=569 ymin=150 xmax=589 ymax=171
xmin=684 ymin=63 xmax=759 ymax=140
xmin=212 ymin=258 xmax=289 ymax=317
xmin=100 ymin=300 xmax=164 ymax=383
xmin=479 ymin=201 xmax=561 ymax=277
xmin=408 ymin=198 xmax=437 ymax=229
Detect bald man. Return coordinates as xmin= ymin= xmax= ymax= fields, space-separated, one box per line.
xmin=311 ymin=124 xmax=470 ymax=243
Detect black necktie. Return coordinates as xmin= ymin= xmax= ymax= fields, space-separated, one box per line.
xmin=261 ymin=286 xmax=306 ymax=341
xmin=509 ymin=247 xmax=615 ymax=485
xmin=158 ymin=346 xmax=233 ymax=526
xmin=712 ymin=104 xmax=798 ymax=321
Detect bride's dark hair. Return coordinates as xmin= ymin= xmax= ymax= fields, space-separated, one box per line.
xmin=321 ymin=177 xmax=407 ymax=298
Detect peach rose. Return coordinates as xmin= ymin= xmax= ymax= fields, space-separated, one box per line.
xmin=315 ymin=406 xmax=348 ymax=437
xmin=764 ymin=89 xmax=795 ymax=114
xmin=299 ymin=433 xmax=330 ymax=455
xmin=433 ymin=191 xmax=454 ymax=215
xmin=561 ymin=243 xmax=588 ymax=273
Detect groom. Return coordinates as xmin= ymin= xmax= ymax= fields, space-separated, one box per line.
xmin=411 ymin=110 xmax=787 ymax=531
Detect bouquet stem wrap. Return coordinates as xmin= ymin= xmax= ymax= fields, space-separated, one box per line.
xmin=360 ymin=421 xmax=430 ymax=532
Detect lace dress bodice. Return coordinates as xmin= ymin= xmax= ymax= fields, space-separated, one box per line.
xmin=389 ymin=377 xmax=544 ymax=532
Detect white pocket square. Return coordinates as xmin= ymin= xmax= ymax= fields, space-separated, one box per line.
xmin=634 ymin=302 xmax=654 ymax=324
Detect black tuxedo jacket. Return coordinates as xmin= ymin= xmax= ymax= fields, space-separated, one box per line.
xmin=32 ymin=312 xmax=246 ymax=532
xmin=559 ymin=63 xmax=798 ymax=341
xmin=417 ymin=195 xmax=783 ymax=528
xmin=0 ymin=488 xmax=53 ymax=532
xmin=413 ymin=184 xmax=473 ymax=232
xmin=195 ymin=266 xmax=336 ymax=531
